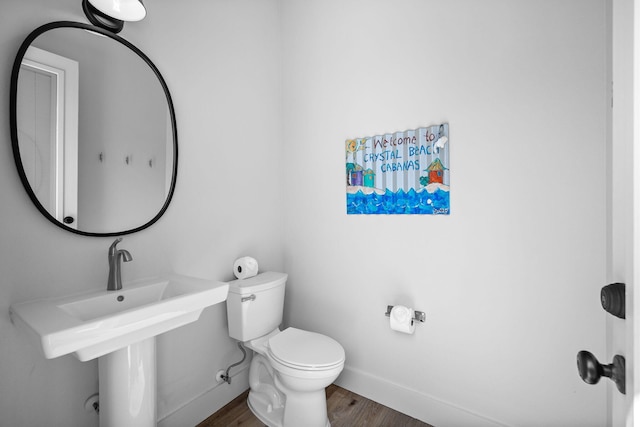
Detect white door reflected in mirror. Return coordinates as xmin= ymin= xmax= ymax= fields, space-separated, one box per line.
xmin=18 ymin=47 xmax=78 ymax=228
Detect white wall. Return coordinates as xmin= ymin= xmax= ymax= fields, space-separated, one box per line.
xmin=1 ymin=1 xmax=614 ymax=427
xmin=0 ymin=1 xmax=283 ymax=426
xmin=281 ymin=1 xmax=609 ymax=426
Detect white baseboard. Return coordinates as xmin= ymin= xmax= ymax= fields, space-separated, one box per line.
xmin=334 ymin=366 xmax=510 ymax=427
xmin=158 ymin=364 xmax=508 ymax=427
xmin=158 ymin=364 xmax=250 ymax=427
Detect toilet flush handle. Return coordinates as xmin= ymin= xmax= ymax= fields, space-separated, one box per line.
xmin=241 ymin=294 xmax=256 ymax=303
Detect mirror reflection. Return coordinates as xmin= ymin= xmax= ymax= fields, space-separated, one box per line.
xmin=11 ymin=23 xmax=177 ymax=235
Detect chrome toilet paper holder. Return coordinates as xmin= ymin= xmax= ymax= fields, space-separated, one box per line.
xmin=385 ymin=305 xmax=426 ymax=324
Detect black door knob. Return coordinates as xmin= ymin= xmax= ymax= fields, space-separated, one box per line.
xmin=576 ymin=350 xmax=626 ymax=394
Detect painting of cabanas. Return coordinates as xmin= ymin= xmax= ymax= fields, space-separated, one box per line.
xmin=345 ymin=123 xmax=450 ymax=215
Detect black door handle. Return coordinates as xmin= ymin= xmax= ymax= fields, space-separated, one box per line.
xmin=576 ymin=350 xmax=625 ymax=394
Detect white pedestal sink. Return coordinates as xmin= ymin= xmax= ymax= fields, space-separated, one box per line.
xmin=10 ymin=274 xmax=229 ymax=427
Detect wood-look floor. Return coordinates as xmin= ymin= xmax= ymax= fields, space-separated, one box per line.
xmin=197 ymin=384 xmax=433 ymax=427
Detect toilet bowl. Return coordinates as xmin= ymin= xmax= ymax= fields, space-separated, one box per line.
xmin=246 ymin=327 xmax=344 ymax=427
xmin=226 ymin=272 xmax=345 ymax=427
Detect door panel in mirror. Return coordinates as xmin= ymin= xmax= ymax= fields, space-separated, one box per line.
xmin=19 ymin=46 xmax=79 ymax=228
xmin=10 ymin=22 xmax=178 ymax=236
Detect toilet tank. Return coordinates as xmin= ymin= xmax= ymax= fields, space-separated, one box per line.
xmin=226 ymin=271 xmax=287 ymax=341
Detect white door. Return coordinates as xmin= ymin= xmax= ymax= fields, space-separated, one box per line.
xmin=575 ymin=0 xmax=638 ymax=424
xmin=607 ymin=0 xmax=636 ymax=426
xmin=632 ymin=0 xmax=640 ymax=423
xmin=17 ymin=46 xmax=79 ymax=228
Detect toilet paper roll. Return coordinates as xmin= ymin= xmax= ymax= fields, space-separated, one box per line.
xmin=233 ymin=256 xmax=259 ymax=279
xmin=390 ymin=305 xmax=416 ymax=334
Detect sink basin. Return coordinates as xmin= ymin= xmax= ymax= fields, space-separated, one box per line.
xmin=10 ymin=274 xmax=229 ymax=361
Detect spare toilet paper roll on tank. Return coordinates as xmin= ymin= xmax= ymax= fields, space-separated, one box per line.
xmin=233 ymin=256 xmax=259 ymax=279
xmin=390 ymin=305 xmax=416 ymax=334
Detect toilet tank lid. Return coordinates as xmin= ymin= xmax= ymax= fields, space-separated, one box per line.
xmin=227 ymin=271 xmax=287 ymax=294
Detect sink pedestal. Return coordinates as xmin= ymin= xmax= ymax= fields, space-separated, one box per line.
xmin=99 ymin=338 xmax=156 ymax=427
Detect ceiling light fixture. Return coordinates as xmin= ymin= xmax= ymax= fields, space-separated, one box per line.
xmin=82 ymin=0 xmax=146 ymax=34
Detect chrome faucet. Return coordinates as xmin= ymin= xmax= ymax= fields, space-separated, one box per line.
xmin=107 ymin=238 xmax=132 ymax=291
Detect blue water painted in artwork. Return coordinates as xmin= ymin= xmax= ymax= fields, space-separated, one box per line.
xmin=347 ymin=188 xmax=450 ymax=215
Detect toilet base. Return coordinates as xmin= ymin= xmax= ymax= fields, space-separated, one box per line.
xmin=248 ymin=390 xmax=331 ymax=427
xmin=247 ymin=390 xmax=284 ymax=427
xmin=247 ymin=354 xmax=332 ymax=427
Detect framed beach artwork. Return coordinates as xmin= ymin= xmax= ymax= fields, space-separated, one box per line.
xmin=345 ymin=123 xmax=450 ymax=215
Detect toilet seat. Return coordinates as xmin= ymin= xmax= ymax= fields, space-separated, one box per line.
xmin=267 ymin=327 xmax=345 ymax=371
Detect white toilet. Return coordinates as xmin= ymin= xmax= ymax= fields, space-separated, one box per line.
xmin=226 ymin=271 xmax=345 ymax=427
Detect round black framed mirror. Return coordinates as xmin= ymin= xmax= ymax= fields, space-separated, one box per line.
xmin=10 ymin=21 xmax=178 ymax=236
